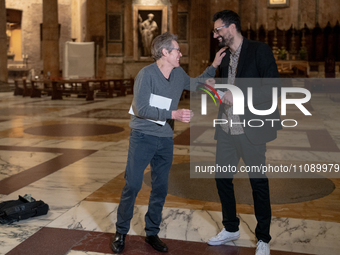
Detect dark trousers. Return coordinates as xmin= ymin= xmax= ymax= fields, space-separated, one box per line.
xmin=116 ymin=130 xmax=174 ymax=236
xmin=215 ymin=128 xmax=271 ymax=243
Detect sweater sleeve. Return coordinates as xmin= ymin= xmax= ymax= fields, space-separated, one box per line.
xmin=131 ymin=69 xmax=172 ymax=121
xmin=183 ymin=65 xmax=217 ymax=91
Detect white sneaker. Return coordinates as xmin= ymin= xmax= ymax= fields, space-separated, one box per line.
xmin=207 ymin=228 xmax=240 ymax=245
xmin=255 ymin=240 xmax=270 ymax=255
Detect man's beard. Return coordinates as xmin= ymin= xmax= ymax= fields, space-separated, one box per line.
xmin=218 ymin=34 xmax=234 ymax=48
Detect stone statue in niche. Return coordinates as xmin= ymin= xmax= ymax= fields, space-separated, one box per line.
xmin=138 ymin=13 xmax=158 ymax=56
xmin=6 ymin=23 xmax=15 ymax=60
xmin=6 ymin=23 xmax=11 ymax=50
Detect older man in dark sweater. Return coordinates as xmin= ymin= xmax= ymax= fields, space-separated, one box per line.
xmin=111 ymin=32 xmax=226 ymax=253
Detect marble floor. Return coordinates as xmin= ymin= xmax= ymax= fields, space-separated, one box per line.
xmin=0 ymin=85 xmax=339 ymax=255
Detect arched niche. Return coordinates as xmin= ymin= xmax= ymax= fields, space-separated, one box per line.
xmin=6 ymin=8 xmax=23 ymax=61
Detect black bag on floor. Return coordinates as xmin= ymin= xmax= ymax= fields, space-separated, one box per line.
xmin=0 ymin=195 xmax=49 ymax=224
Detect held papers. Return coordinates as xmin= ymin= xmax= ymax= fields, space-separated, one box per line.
xmin=129 ymin=93 xmax=172 ymax=126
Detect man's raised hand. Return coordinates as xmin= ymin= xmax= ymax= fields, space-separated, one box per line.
xmin=212 ymin=47 xmax=227 ymax=68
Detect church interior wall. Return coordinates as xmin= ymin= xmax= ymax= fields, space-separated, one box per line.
xmin=6 ymin=0 xmax=72 ymax=77
xmin=7 ymin=26 xmax=21 ymax=61
xmin=318 ymin=0 xmax=340 ymax=28
xmin=4 ymin=0 xmax=340 ymax=81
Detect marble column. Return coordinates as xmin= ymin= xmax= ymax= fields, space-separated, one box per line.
xmin=124 ymin=0 xmax=133 ymax=59
xmin=0 ymin=0 xmax=8 ymax=83
xmin=86 ymin=0 xmax=106 ymax=78
xmin=71 ymin=0 xmax=81 ymax=42
xmin=189 ymin=0 xmax=210 ymax=76
xmin=42 ymin=0 xmax=60 ymax=78
xmin=170 ymin=0 xmax=178 ymax=35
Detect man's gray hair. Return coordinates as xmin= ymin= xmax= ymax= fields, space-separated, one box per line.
xmin=151 ymin=32 xmax=178 ymax=61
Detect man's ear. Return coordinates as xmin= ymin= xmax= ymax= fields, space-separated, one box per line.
xmin=162 ymin=48 xmax=169 ymax=57
xmin=229 ymin=23 xmax=236 ymax=33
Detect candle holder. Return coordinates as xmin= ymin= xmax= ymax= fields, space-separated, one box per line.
xmin=272 ymin=27 xmax=279 ymax=58
xmin=290 ymin=25 xmax=297 ymax=59
xmin=281 ymin=29 xmax=286 ymax=51
xmin=299 ymin=27 xmax=308 ymax=60
xmin=22 ymin=54 xmax=29 ymax=68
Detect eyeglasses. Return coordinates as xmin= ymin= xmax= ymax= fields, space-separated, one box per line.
xmin=170 ymin=48 xmax=181 ymax=53
xmin=212 ymin=25 xmax=227 ymax=34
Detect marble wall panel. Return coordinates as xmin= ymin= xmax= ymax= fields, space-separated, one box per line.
xmin=107 ymin=0 xmax=123 ymax=12
xmin=106 ymin=63 xmax=124 ymax=78
xmin=178 ymin=0 xmax=189 ymax=12
xmin=107 ymin=43 xmax=123 ymax=55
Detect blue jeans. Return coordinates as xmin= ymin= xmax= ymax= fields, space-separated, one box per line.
xmin=116 ymin=129 xmax=174 ymax=236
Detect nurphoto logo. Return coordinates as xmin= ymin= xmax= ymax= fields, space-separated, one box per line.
xmin=200 ymin=83 xmax=312 ymax=128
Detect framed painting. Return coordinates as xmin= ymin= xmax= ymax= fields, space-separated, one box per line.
xmin=133 ymin=5 xmax=167 ymax=60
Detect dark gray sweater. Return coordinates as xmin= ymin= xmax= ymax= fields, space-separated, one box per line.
xmin=130 ymin=62 xmax=216 ymax=137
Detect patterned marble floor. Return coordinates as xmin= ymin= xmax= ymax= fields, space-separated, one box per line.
xmin=0 ymin=87 xmax=339 ymax=255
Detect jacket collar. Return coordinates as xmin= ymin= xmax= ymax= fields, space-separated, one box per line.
xmin=221 ymin=37 xmax=249 ymax=78
xmin=235 ymin=37 xmax=248 ymax=77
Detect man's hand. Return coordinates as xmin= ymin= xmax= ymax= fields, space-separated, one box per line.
xmin=204 ymin=78 xmax=215 ymax=91
xmin=212 ymin=47 xmax=227 ymax=68
xmin=172 ymin=109 xmax=194 ymax=123
xmin=221 ymin=91 xmax=233 ymax=106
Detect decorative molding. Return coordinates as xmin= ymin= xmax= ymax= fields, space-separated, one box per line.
xmin=267 ymin=0 xmax=290 ymax=8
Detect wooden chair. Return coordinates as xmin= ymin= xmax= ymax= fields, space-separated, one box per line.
xmin=113 ymin=79 xmax=127 ymax=97
xmin=30 ymin=80 xmax=54 ymax=98
xmin=14 ymin=78 xmax=35 ymax=97
xmin=123 ymin=78 xmax=134 ymax=95
xmin=13 ymin=79 xmax=24 ymax=96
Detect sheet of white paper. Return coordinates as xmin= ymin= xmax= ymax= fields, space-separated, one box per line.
xmin=129 ymin=93 xmax=172 ymax=126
